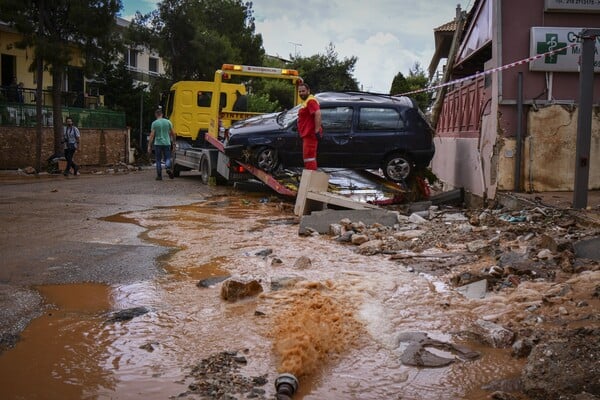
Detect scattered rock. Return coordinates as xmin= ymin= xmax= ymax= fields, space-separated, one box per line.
xmin=473 ymin=320 xmax=515 ymax=348
xmin=182 ymin=351 xmax=268 ymax=399
xmin=466 ymin=239 xmax=489 ymax=253
xmin=329 ymin=223 xmax=343 ymax=236
xmin=293 ymin=256 xmax=312 ymax=269
xmin=397 ymin=331 xmax=480 ymax=368
xmin=271 ymin=258 xmax=283 ymax=266
xmin=106 ymin=306 xmax=150 ymax=323
xmin=139 ymin=342 xmax=159 ymax=352
xmin=350 ymin=234 xmax=369 ymax=245
xmin=356 ymin=239 xmax=383 ymax=255
xmin=512 ymin=339 xmax=534 ymax=358
xmin=270 ymin=276 xmax=306 ymax=291
xmin=254 ymin=248 xmax=273 ymax=257
xmin=197 ymin=275 xmax=231 ymax=288
xmin=521 ymin=328 xmax=600 ymax=400
xmin=335 ymin=231 xmax=353 ymax=243
xmin=408 ymin=213 xmax=428 ymax=224
xmin=490 ymin=391 xmax=520 ymax=400
xmin=220 ymin=279 xmax=263 ymax=302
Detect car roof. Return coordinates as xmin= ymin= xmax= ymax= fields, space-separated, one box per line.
xmin=315 ymin=91 xmax=416 ymax=108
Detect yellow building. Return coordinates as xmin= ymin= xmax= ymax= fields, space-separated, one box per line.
xmin=0 ymin=20 xmax=87 ymax=108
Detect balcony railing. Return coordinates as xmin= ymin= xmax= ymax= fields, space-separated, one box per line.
xmin=0 ymin=86 xmax=125 ymax=129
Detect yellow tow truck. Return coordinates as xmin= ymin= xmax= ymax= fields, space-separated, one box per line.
xmin=165 ymin=63 xmax=303 ymax=195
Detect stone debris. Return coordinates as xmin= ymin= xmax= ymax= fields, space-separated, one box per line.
xmin=106 ymin=306 xmax=151 ymax=323
xmin=397 ymin=331 xmax=480 ymax=368
xmin=313 ymin=200 xmax=599 ymax=398
xmin=197 ymin=275 xmax=231 ymax=288
xmin=473 ymin=319 xmax=515 ymax=348
xmin=220 ymin=279 xmax=263 ymax=302
xmin=181 ymin=350 xmax=269 ymax=399
xmin=521 ymin=328 xmax=600 ymax=400
xmin=292 ymin=256 xmax=312 ymax=269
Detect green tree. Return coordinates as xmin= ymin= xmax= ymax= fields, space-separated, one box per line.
xmin=390 ymin=72 xmax=410 ymax=96
xmin=130 ymin=0 xmax=264 ymax=81
xmin=391 ymin=62 xmax=432 ymax=111
xmin=0 ymin=0 xmax=122 ymax=155
xmin=290 ymin=43 xmax=359 ymax=93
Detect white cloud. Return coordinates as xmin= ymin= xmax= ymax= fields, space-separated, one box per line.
xmin=253 ymin=0 xmax=460 ymax=92
xmin=122 ymin=0 xmax=463 ymax=92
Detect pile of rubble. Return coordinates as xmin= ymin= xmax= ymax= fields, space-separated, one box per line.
xmin=317 ymin=203 xmax=600 ymax=400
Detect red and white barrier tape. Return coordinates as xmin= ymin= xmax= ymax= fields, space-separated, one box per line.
xmin=395 ymin=42 xmax=579 ymax=97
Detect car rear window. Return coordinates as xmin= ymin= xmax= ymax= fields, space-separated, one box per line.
xmin=357 ymin=107 xmax=404 ymax=131
xmin=321 ymin=107 xmax=353 ymax=132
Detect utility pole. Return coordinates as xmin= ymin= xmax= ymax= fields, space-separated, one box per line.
xmin=572 ymin=28 xmax=600 ymax=209
xmin=288 ymin=41 xmax=302 ymax=58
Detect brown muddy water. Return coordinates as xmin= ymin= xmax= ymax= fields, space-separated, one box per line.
xmin=0 ymin=195 xmax=525 ymax=399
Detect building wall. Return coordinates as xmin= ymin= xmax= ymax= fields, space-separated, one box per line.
xmin=432 ymin=0 xmax=600 ymax=198
xmin=496 ymin=104 xmax=600 ymax=191
xmin=0 ymin=126 xmax=129 ymax=169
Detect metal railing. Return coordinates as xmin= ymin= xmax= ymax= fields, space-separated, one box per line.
xmin=0 ymin=87 xmax=125 ymax=128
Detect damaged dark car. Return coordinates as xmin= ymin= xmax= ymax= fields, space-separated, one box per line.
xmin=224 ymin=92 xmax=435 ymax=182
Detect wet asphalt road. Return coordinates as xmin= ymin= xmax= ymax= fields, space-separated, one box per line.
xmin=0 ymin=168 xmax=235 ymax=349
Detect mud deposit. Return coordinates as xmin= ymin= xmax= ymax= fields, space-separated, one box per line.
xmin=1 ymin=194 xmax=598 ymax=399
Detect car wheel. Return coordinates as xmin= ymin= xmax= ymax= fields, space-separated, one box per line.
xmin=200 ymin=156 xmax=210 ymax=184
xmin=253 ymin=146 xmax=279 ymax=172
xmin=383 ymin=153 xmax=413 ymax=182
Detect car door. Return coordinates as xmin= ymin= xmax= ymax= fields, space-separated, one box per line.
xmin=352 ymin=106 xmax=406 ymax=168
xmin=274 ymin=107 xmax=303 ymax=167
xmin=318 ymin=106 xmax=354 ymax=167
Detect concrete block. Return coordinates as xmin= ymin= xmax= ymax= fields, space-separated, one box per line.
xmin=294 ymin=169 xmax=330 ymax=216
xmin=299 ymin=209 xmax=400 ymax=235
xmin=457 ymin=279 xmax=488 ymax=299
xmin=573 ymin=236 xmax=600 ymax=261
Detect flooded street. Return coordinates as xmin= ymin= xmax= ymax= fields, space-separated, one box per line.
xmin=0 ymin=194 xmax=529 ymax=399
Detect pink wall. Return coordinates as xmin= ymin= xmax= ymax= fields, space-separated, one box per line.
xmin=499 ymin=0 xmax=600 ymax=138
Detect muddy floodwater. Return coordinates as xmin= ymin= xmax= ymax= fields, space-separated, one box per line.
xmin=0 ymin=195 xmax=526 ymax=399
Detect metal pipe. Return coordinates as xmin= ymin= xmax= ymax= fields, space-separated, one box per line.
xmin=275 ymin=373 xmax=299 ymax=399
xmin=515 ymin=72 xmax=523 ymax=192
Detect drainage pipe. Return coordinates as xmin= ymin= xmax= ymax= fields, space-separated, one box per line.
xmin=275 ymin=373 xmax=299 ymax=399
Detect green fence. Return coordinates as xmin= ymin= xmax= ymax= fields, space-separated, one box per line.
xmin=0 ymin=102 xmax=126 ymax=129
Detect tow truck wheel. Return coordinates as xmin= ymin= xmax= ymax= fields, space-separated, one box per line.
xmin=383 ymin=153 xmax=413 ymax=182
xmin=172 ymin=164 xmax=181 ymax=177
xmin=200 ymin=156 xmax=210 ymax=184
xmin=254 ymin=146 xmax=279 ymax=172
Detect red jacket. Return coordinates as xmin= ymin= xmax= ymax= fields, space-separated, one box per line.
xmin=297 ymin=95 xmax=321 ymax=139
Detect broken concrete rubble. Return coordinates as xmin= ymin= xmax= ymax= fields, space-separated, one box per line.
xmin=473 ymin=319 xmax=515 ymax=348
xmin=298 ymin=209 xmax=400 ymax=235
xmin=297 ymin=191 xmax=599 ymax=398
xmin=396 ymin=331 xmax=480 ymax=368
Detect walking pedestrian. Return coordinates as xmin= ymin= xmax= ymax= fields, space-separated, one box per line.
xmin=297 ymin=82 xmax=322 ymax=170
xmin=62 ymin=117 xmax=80 ymax=176
xmin=147 ymin=108 xmax=175 ymax=180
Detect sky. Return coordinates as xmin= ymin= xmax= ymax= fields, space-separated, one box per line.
xmin=120 ymin=0 xmax=473 ymax=93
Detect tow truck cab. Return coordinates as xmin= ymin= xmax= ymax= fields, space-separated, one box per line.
xmin=164 ymin=80 xmax=247 ymax=144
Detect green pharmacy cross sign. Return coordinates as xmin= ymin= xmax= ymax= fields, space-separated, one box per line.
xmin=530 ymin=27 xmax=600 ymax=72
xmin=536 ymin=33 xmax=567 ymax=64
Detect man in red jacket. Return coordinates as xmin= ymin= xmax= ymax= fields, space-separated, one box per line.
xmin=297 ymin=83 xmax=322 ymax=170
